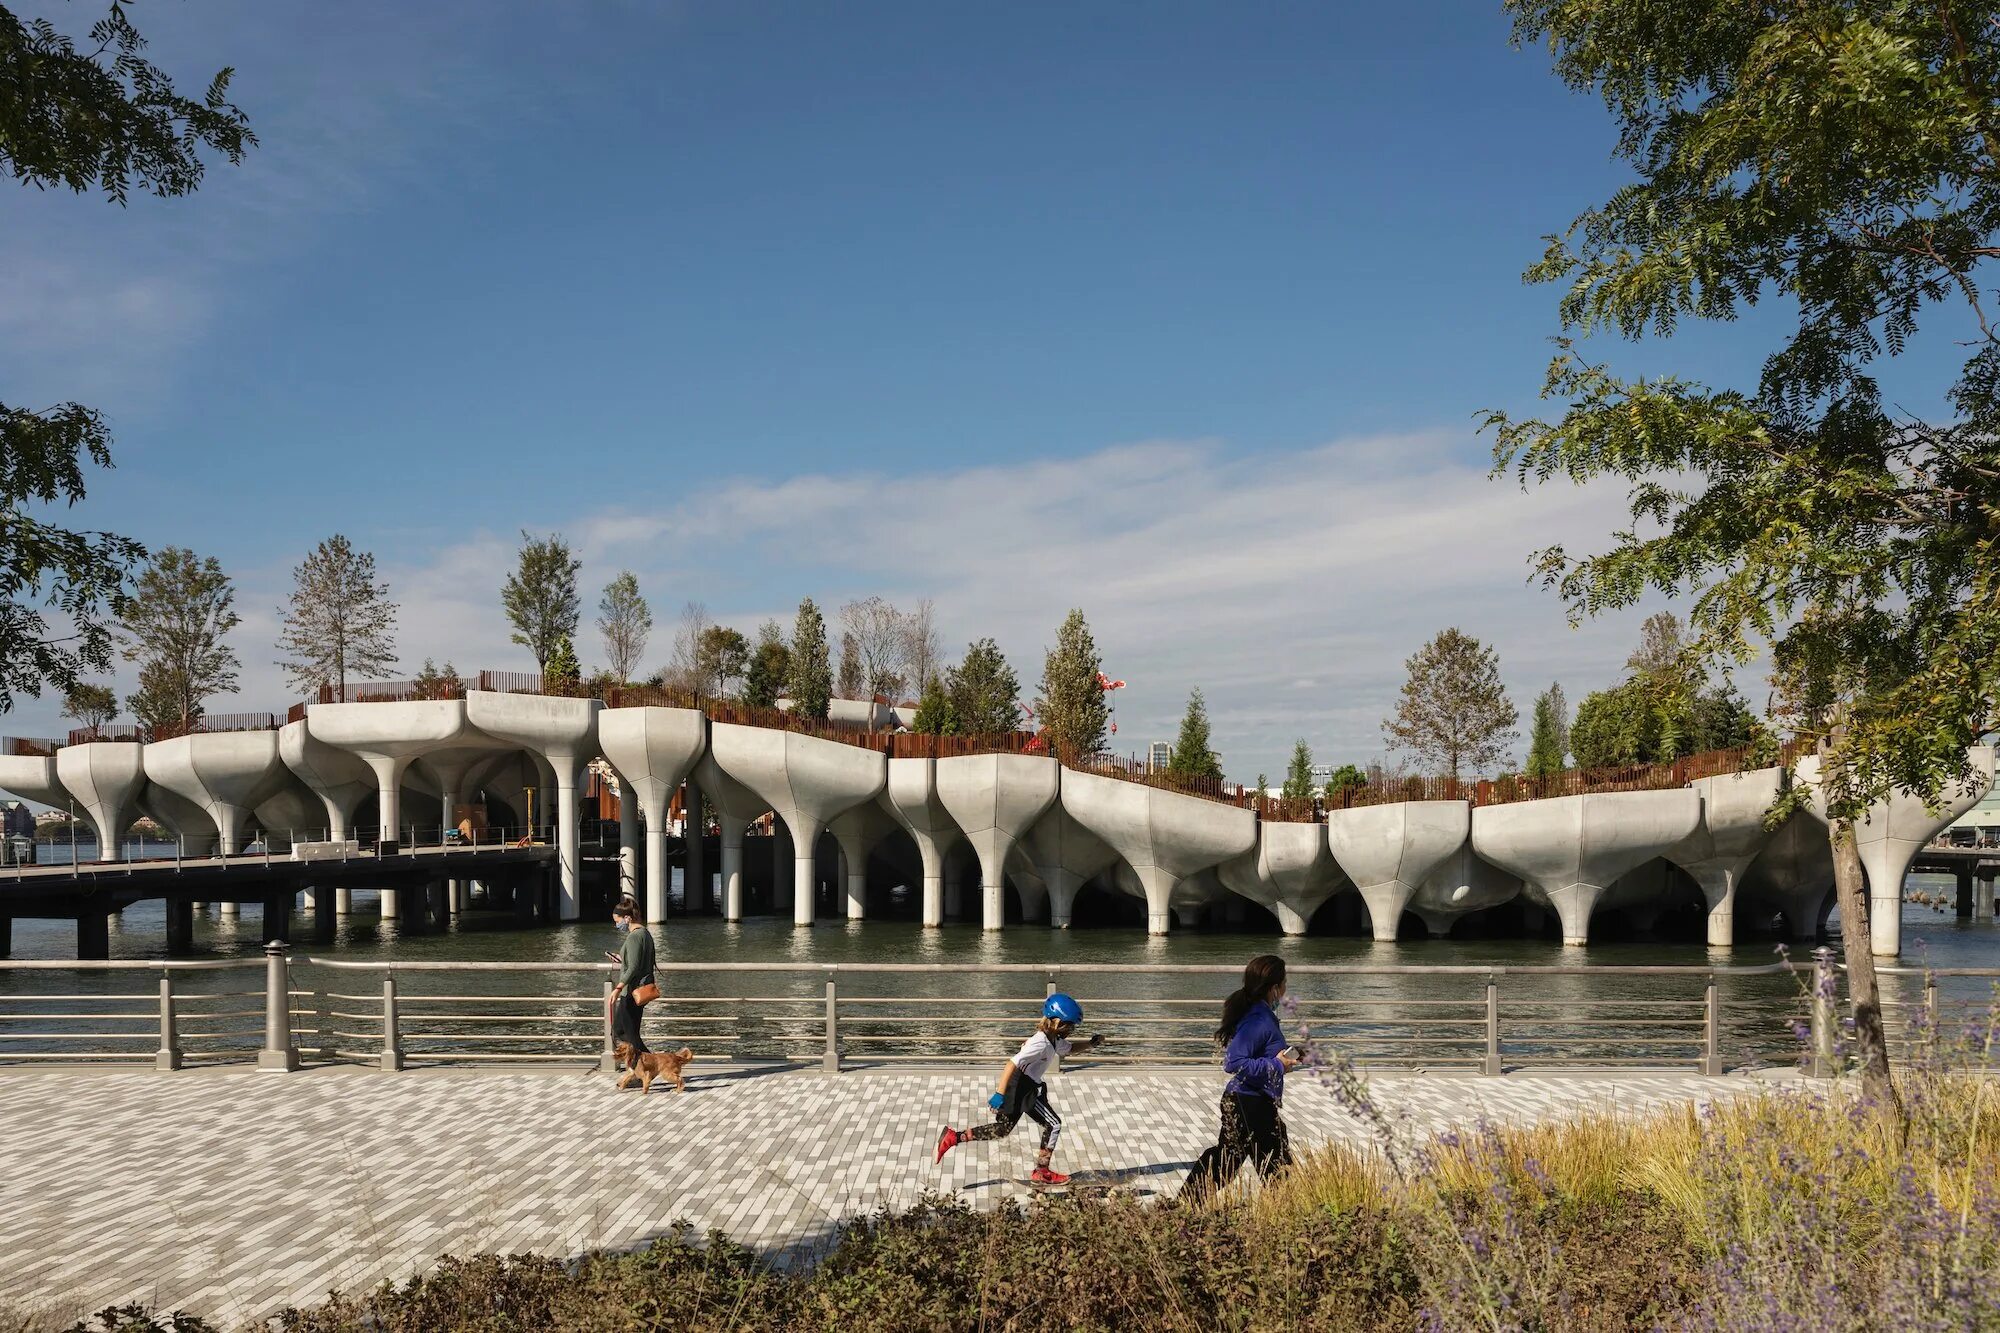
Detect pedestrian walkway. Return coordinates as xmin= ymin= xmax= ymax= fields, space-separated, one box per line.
xmin=0 ymin=1064 xmax=1792 ymax=1326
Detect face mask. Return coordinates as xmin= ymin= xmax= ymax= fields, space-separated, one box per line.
xmin=613 ymin=919 xmax=629 ymax=933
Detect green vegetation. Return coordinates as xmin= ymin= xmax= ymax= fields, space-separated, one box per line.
xmin=909 ymin=673 xmax=957 ymax=735
xmin=1381 ymin=628 xmax=1518 ymax=780
xmin=595 ymin=572 xmax=650 ymax=685
xmin=119 ymin=547 xmax=239 ymax=730
xmin=786 ymin=599 xmax=832 ymax=722
xmin=1323 ymin=763 xmax=1365 ymax=800
xmin=741 ymin=622 xmax=791 ymax=709
xmin=1164 ymin=688 xmax=1222 ymax=781
xmin=1033 ymin=609 xmax=1107 ymax=759
xmin=277 ymin=535 xmax=399 ymax=699
xmin=945 ymin=638 xmax=1020 ymax=734
xmin=1280 ymin=738 xmax=1315 ymax=803
xmin=1525 ymin=682 xmax=1567 ymax=778
xmin=541 ymin=635 xmax=580 ymax=690
xmin=500 ymin=533 xmax=581 ymax=674
xmin=59 ymin=682 xmax=116 ymax=732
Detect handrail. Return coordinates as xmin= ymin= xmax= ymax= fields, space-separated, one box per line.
xmin=289 ymin=958 xmax=1813 ymax=978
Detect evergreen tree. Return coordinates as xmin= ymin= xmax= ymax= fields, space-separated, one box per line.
xmin=1323 ymin=764 xmax=1366 ymax=801
xmin=1165 ymin=688 xmax=1223 ymax=781
xmin=1526 ymin=682 xmax=1568 ymax=778
xmin=1034 ymin=609 xmax=1107 ymax=759
xmin=543 ymin=634 xmax=581 ymax=689
xmin=946 ymin=638 xmax=1022 ymax=734
xmin=275 ymin=535 xmax=398 ymax=699
xmin=787 ymin=599 xmax=832 ymax=721
xmin=500 ymin=532 xmax=580 ymax=673
xmin=413 ymin=658 xmax=464 ymax=701
xmin=1380 ymin=628 xmax=1518 ymax=779
xmin=1281 ymin=739 xmax=1315 ymax=803
xmin=119 ymin=546 xmax=239 ymax=729
xmin=910 ymin=673 xmax=958 ymax=735
xmin=742 ymin=621 xmax=790 ymax=709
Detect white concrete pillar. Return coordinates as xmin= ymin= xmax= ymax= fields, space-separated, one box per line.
xmin=721 ymin=824 xmax=745 ymax=921
xmin=380 ymin=887 xmax=400 ymax=920
xmin=448 ymin=879 xmax=464 ymax=915
xmin=1047 ymin=869 xmax=1081 ymax=929
xmin=617 ymin=787 xmax=639 ymax=906
xmin=361 ymin=755 xmax=409 ymax=850
xmin=220 ymin=901 xmax=240 ymax=920
xmin=919 ymin=839 xmax=946 ymax=928
xmin=1692 ymin=866 xmax=1737 ymax=948
xmin=1274 ymin=902 xmax=1310 ymax=935
xmin=1544 ymin=884 xmax=1605 ymax=947
xmin=335 ymin=887 xmax=353 ymax=915
xmin=1976 ymin=875 xmax=1996 ymax=923
xmin=1355 ymin=881 xmax=1417 ymax=943
xmin=791 ymin=817 xmax=822 ymax=927
xmin=683 ymin=783 xmax=706 ymax=913
xmin=555 ymin=761 xmax=582 ymax=921
xmin=1138 ymin=866 xmax=1175 ymax=936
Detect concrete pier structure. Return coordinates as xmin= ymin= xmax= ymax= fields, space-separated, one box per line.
xmin=883 ymin=758 xmax=960 ymax=927
xmin=305 ymin=701 xmax=476 ymax=855
xmin=707 ymin=724 xmax=884 ymax=926
xmin=135 ymin=782 xmax=220 ymax=858
xmin=692 ymin=753 xmax=769 ymax=922
xmin=465 ymin=692 xmax=602 ymax=921
xmin=1327 ymin=801 xmax=1469 ymax=942
xmin=1023 ymin=804 xmax=1119 ymax=929
xmin=1412 ymin=844 xmax=1520 ymax=938
xmin=1850 ymin=746 xmax=1996 ymax=957
xmin=935 ymin=754 xmax=1059 ymax=931
xmin=1062 ymin=770 xmax=1255 ymax=934
xmin=596 ymin=706 xmax=706 ymax=918
xmin=829 ymin=801 xmax=895 ymax=920
xmin=1218 ymin=820 xmax=1347 ymax=935
xmin=56 ymin=742 xmax=148 ymax=861
xmin=142 ymin=731 xmax=288 ymax=855
xmin=277 ymin=721 xmax=375 ymax=840
xmin=1473 ymin=790 xmax=1701 ymax=946
xmin=1666 ymin=767 xmax=1786 ymax=947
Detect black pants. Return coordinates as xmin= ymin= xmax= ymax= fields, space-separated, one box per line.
xmin=967 ymin=1075 xmax=1062 ymax=1153
xmin=1182 ymin=1093 xmax=1292 ymax=1201
xmin=611 ymin=989 xmax=647 ymax=1059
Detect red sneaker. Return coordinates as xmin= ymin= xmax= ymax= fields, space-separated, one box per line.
xmin=1029 ymin=1166 xmax=1070 ymax=1187
xmin=934 ymin=1126 xmax=960 ymax=1164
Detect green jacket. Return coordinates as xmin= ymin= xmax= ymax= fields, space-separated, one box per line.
xmin=617 ymin=926 xmax=656 ymax=991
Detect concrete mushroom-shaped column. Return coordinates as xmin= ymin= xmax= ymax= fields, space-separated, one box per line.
xmin=0 ymin=752 xmax=65 ymax=808
xmin=1062 ymin=770 xmax=1256 ymax=934
xmin=1740 ymin=812 xmax=1836 ymax=940
xmin=935 ymin=753 xmax=1060 ymax=931
xmin=1022 ymin=803 xmax=1119 ymax=929
xmin=597 ymin=706 xmax=707 ymax=915
xmin=707 ymin=724 xmax=886 ymax=926
xmin=136 ymin=775 xmax=221 ymax=858
xmin=1326 ymin=801 xmax=1469 ymax=943
xmin=464 ymin=691 xmax=603 ymax=921
xmin=883 ymin=757 xmax=963 ymax=927
xmin=1473 ymin=790 xmax=1701 ymax=946
xmin=56 ymin=742 xmax=148 ymax=862
xmin=692 ymin=752 xmax=771 ymax=921
xmin=306 ymin=700 xmax=475 ymax=854
xmin=1412 ymin=844 xmax=1520 ymax=938
xmin=1218 ymin=821 xmax=1347 ymax=935
xmin=142 ymin=731 xmax=288 ymax=854
xmin=252 ymin=776 xmax=324 ymax=853
xmin=830 ymin=800 xmax=897 ymax=920
xmin=413 ymin=739 xmax=512 ymax=842
xmin=1848 ymin=745 xmax=1997 ymax=957
xmin=278 ymin=720 xmax=376 ymax=841
xmin=1665 ymin=766 xmax=1785 ymax=947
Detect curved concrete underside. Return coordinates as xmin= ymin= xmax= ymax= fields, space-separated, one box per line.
xmin=55 ymin=742 xmax=148 ymax=861
xmin=1853 ymin=746 xmax=1996 ymax=956
xmin=1022 ymin=804 xmax=1120 ymax=929
xmin=597 ymin=707 xmax=707 ymax=914
xmin=0 ymin=754 xmax=65 ymax=809
xmin=1473 ymin=789 xmax=1701 ymax=946
xmin=252 ymin=776 xmax=325 ymax=852
xmin=1739 ymin=812 xmax=1837 ymax=940
xmin=707 ymin=724 xmax=885 ymax=926
xmin=142 ymin=731 xmax=288 ymax=855
xmin=278 ymin=721 xmax=376 ymax=840
xmin=307 ymin=700 xmax=478 ymax=842
xmin=464 ymin=692 xmax=602 ymax=920
xmin=882 ymin=758 xmax=962 ymax=927
xmin=135 ymin=779 xmax=220 ymax=857
xmin=1412 ymin=844 xmax=1520 ymax=938
xmin=1062 ymin=770 xmax=1255 ymax=934
xmin=692 ymin=751 xmax=773 ymax=921
xmin=1217 ymin=821 xmax=1347 ymax=935
xmin=1666 ymin=767 xmax=1785 ymax=946
xmin=1326 ymin=801 xmax=1469 ymax=942
xmin=935 ymin=754 xmax=1060 ymax=931
xmin=830 ymin=801 xmax=899 ymax=921
xmin=1109 ymin=860 xmax=1226 ymax=928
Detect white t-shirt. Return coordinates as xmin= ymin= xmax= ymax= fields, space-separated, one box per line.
xmin=1011 ymin=1030 xmax=1073 ymax=1084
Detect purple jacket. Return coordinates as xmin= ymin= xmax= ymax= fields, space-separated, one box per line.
xmin=1222 ymin=1002 xmax=1287 ymax=1101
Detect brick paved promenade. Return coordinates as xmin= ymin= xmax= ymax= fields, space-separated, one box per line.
xmin=0 ymin=1064 xmax=1792 ymax=1326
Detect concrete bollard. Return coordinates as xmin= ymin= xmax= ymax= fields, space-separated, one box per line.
xmin=257 ymin=942 xmax=299 ymax=1071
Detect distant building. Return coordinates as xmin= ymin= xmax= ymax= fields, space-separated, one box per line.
xmin=1148 ymin=741 xmax=1171 ymax=772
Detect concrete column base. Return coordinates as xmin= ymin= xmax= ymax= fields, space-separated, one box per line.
xmin=921 ymin=874 xmax=944 ymax=928
xmin=1869 ymin=889 xmax=1902 ymax=958
xmin=846 ymin=873 xmax=866 ymax=921
xmin=78 ymin=911 xmax=110 ymax=960
xmin=335 ymin=887 xmax=353 ymax=915
xmin=219 ymin=902 xmax=240 ymax=920
xmin=982 ymin=880 xmax=1005 ymax=932
xmin=1274 ymin=902 xmax=1310 ymax=936
xmin=1356 ymin=881 xmax=1417 ymax=943
xmin=1543 ymin=882 xmax=1606 ymax=947
xmin=165 ymin=899 xmax=194 ymax=955
xmin=721 ymin=839 xmax=744 ymax=921
xmin=1975 ymin=875 xmax=1996 ymax=923
xmin=1046 ymin=872 xmax=1080 ymax=930
xmin=793 ymin=855 xmax=816 ymax=927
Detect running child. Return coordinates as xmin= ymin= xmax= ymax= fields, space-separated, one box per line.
xmin=933 ymin=992 xmax=1105 ymax=1186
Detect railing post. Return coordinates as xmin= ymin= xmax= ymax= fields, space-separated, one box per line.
xmin=1701 ymin=975 xmax=1723 ymax=1075
xmin=1924 ymin=971 xmax=1939 ymax=1059
xmin=822 ymin=975 xmax=840 ymax=1073
xmin=600 ymin=980 xmax=618 ymax=1074
xmin=257 ymin=942 xmax=298 ymax=1071
xmin=155 ymin=974 xmax=181 ymax=1071
xmin=1482 ymin=974 xmax=1501 ymax=1076
xmin=379 ymin=975 xmax=403 ymax=1072
xmin=1810 ymin=947 xmax=1838 ymax=1079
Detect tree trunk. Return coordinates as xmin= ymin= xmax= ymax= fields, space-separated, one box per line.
xmin=1828 ymin=814 xmax=1902 ymax=1116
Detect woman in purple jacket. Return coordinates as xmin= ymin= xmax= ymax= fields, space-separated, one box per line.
xmin=1180 ymin=954 xmax=1300 ymax=1202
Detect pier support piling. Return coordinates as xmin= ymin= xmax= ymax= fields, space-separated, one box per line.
xmin=165 ymin=899 xmax=193 ymax=955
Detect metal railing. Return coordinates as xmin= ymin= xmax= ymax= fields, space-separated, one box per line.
xmin=4 ymin=825 xmax=555 ymax=880
xmin=7 ymin=954 xmax=1947 ymax=1076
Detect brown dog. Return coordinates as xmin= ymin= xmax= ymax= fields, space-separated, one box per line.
xmin=614 ymin=1043 xmax=694 ymax=1094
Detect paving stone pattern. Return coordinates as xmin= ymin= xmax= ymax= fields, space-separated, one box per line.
xmin=0 ymin=1064 xmax=1787 ymax=1325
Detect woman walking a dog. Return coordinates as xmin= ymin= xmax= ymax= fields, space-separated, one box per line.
xmin=1179 ymin=953 xmax=1300 ymax=1202
xmin=607 ymin=894 xmax=656 ymax=1067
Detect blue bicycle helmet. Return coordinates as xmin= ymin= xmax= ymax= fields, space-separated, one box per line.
xmin=1043 ymin=992 xmax=1083 ymax=1025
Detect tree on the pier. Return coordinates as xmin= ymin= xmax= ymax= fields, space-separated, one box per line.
xmin=840 ymin=597 xmax=908 ymax=702
xmin=542 ymin=634 xmax=580 ymax=691
xmin=911 ymin=673 xmax=957 ymax=735
xmin=276 ymin=535 xmax=398 ymax=700
xmin=1526 ymin=683 xmax=1568 ymax=778
xmin=695 ymin=624 xmax=749 ymax=696
xmin=946 ymin=638 xmax=1021 ymax=734
xmin=120 ymin=546 xmax=239 ymax=730
xmin=500 ymin=532 xmax=580 ymax=674
xmin=596 ymin=572 xmax=650 ymax=685
xmin=1282 ymin=739 xmax=1316 ymax=803
xmin=1323 ymin=764 xmax=1365 ymax=801
xmin=1489 ymin=0 xmax=2000 ymax=1111
xmin=1034 ymin=610 xmax=1108 ymax=760
xmin=837 ymin=631 xmax=863 ymax=700
xmin=61 ymin=681 xmax=116 ymax=733
xmin=900 ymin=598 xmax=942 ymax=696
xmin=0 ymin=5 xmax=253 ymax=713
xmin=1165 ymin=688 xmax=1223 ymax=781
xmin=1381 ymin=629 xmax=1518 ymax=780
xmin=787 ymin=598 xmax=832 ymax=722
xmin=742 ymin=621 xmax=790 ymax=709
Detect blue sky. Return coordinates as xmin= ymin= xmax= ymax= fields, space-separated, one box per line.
xmin=3 ymin=2 xmax=1969 ymax=779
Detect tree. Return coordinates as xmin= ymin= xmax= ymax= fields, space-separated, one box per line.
xmin=945 ymin=638 xmax=1022 ymax=734
xmin=0 ymin=5 xmax=253 ymax=714
xmin=1487 ymin=1 xmax=2000 ymax=1108
xmin=839 ymin=596 xmax=908 ymax=701
xmin=836 ymin=631 xmax=863 ymax=699
xmin=119 ymin=546 xmax=239 ymax=729
xmin=901 ymin=598 xmax=942 ymax=696
xmin=596 ymin=572 xmax=650 ymax=685
xmin=664 ymin=601 xmax=712 ymax=693
xmin=1281 ymin=739 xmax=1316 ymax=803
xmin=1034 ymin=609 xmax=1108 ymax=760
xmin=1569 ymin=680 xmax=1658 ymax=769
xmin=412 ymin=658 xmax=463 ymax=701
xmin=787 ymin=598 xmax=832 ymax=721
xmin=543 ymin=634 xmax=580 ymax=690
xmin=275 ymin=535 xmax=398 ymax=699
xmin=125 ymin=657 xmax=182 ymax=731
xmin=1526 ymin=683 xmax=1569 ymax=778
xmin=1165 ymin=688 xmax=1223 ymax=781
xmin=694 ymin=624 xmax=749 ymax=696
xmin=500 ymin=532 xmax=579 ymax=673
xmin=1324 ymin=764 xmax=1366 ymax=801
xmin=742 ymin=621 xmax=791 ymax=709
xmin=910 ymin=673 xmax=958 ymax=735
xmin=61 ymin=681 xmax=116 ymax=732
xmin=1381 ymin=629 xmax=1519 ymax=779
